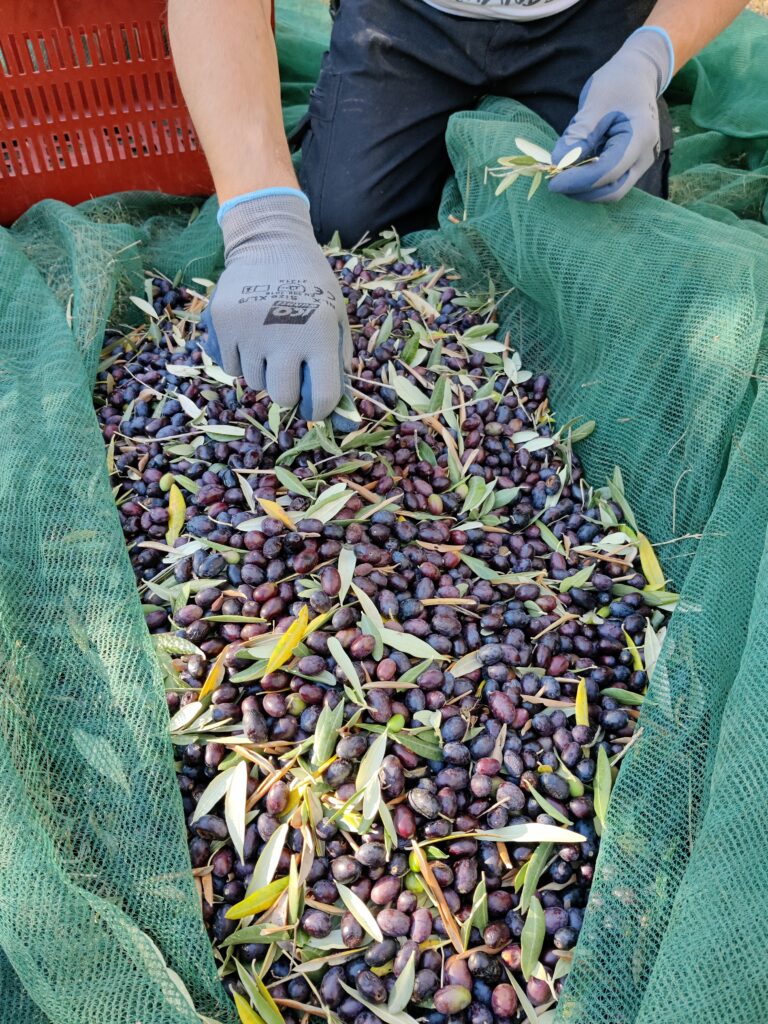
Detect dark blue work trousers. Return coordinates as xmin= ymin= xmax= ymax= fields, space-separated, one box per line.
xmin=296 ymin=0 xmax=672 ymax=245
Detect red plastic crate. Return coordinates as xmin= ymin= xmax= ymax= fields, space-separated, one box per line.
xmin=0 ymin=1 xmax=274 ymax=224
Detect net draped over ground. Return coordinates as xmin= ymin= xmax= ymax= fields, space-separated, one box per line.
xmin=0 ymin=5 xmax=766 ymax=1023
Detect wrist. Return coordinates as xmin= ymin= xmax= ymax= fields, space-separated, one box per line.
xmin=219 ymin=191 xmax=317 ymax=262
xmin=217 ymin=187 xmax=310 ymax=226
xmin=628 ymin=26 xmax=675 ymax=95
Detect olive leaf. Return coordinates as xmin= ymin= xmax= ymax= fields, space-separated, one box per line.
xmin=461 ymin=876 xmax=488 ymax=947
xmin=559 ymin=564 xmax=595 ymax=594
xmin=305 ymin=482 xmax=355 ymax=524
xmin=251 ymin=970 xmax=285 ymax=1024
xmin=557 ymin=145 xmax=583 ymax=169
xmin=361 ymin=613 xmax=384 ymax=661
xmin=340 ymin=982 xmax=421 ymax=1024
xmin=265 ymin=606 xmax=309 ymax=674
xmin=380 ymin=627 xmax=448 ymax=662
xmin=225 ymin=760 xmax=249 ymax=864
xmin=638 ymin=532 xmax=666 ymax=591
xmin=623 ymin=629 xmax=644 ymax=671
xmin=387 ymin=729 xmax=442 ymax=762
xmin=168 ymin=700 xmax=204 ymax=733
xmin=130 ymin=294 xmax=159 ymax=320
xmin=606 ymin=466 xmax=638 ymax=532
xmin=515 ymin=137 xmax=553 ymax=164
xmin=417 ymin=440 xmax=438 ymax=467
xmin=537 ymin=522 xmax=564 ymax=554
xmin=428 ymin=374 xmax=448 ymax=414
xmin=459 ymin=552 xmax=498 ymax=582
xmin=221 ymin=925 xmax=291 ymax=947
xmin=377 ymin=308 xmax=394 ymax=347
xmin=248 ymin=823 xmax=290 ymax=893
xmin=356 ymin=729 xmax=388 ymax=791
xmin=613 ymin=583 xmax=679 ymax=609
xmin=206 ymin=424 xmax=247 ymax=440
xmin=575 ymin=677 xmax=590 ymax=728
xmin=337 ymin=546 xmax=357 ymax=603
xmin=313 ymin=698 xmax=345 ymax=767
xmin=390 ymin=370 xmax=430 ymax=412
xmin=336 ymin=882 xmax=383 ymax=942
xmin=378 ymin=798 xmax=398 ymax=848
xmin=451 ymin=649 xmax=483 ymax=677
xmin=388 ymin=948 xmax=417 ymax=1013
xmin=267 ymin=402 xmax=281 ymax=437
xmin=568 ymin=419 xmax=596 ymax=444
xmin=594 ymin=744 xmax=613 ymax=834
xmin=227 ymin=876 xmax=290 ymax=920
xmin=600 ymin=687 xmax=644 ymax=706
xmin=273 ymin=466 xmax=313 ymax=499
xmin=528 ymin=171 xmax=544 ymax=200
xmin=190 ymin=763 xmax=240 ymax=823
xmin=521 ymin=895 xmax=546 ymax=981
xmin=362 ymin=775 xmax=382 ymax=826
xmin=288 ymin=854 xmax=302 ymax=924
xmin=165 ymin=484 xmax=186 ymax=546
xmin=503 ymin=968 xmax=540 ymax=1024
xmin=174 ymin=473 xmax=201 ymax=495
xmin=439 ymin=824 xmax=585 ymax=845
xmin=256 ymin=497 xmax=296 ymax=530
xmin=352 ymin=583 xmax=385 ymax=636
xmin=519 ymin=843 xmax=553 ymax=914
xmin=175 ymin=391 xmax=204 ymax=420
xmin=328 ymin=636 xmax=366 ymax=704
xmin=525 ymin=783 xmax=572 ymax=826
xmin=644 ymin=622 xmax=666 ymax=680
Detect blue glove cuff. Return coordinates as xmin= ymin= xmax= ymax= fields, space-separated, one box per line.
xmin=632 ymin=26 xmax=676 ymax=94
xmin=217 ymin=188 xmax=310 ymax=226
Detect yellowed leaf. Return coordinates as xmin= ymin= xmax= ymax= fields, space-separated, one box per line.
xmin=265 ymin=606 xmax=309 ymax=675
xmin=226 ymin=876 xmax=290 ymax=919
xmin=165 ymin=484 xmax=186 ymax=545
xmin=234 ymin=992 xmax=267 ymax=1024
xmin=411 ymin=843 xmax=463 ymax=954
xmin=623 ymin=629 xmax=644 ymax=671
xmin=253 ymin=972 xmax=284 ymax=1024
xmin=638 ymin=532 xmax=666 ymax=591
xmin=575 ymin=677 xmax=589 ymax=728
xmin=257 ymin=497 xmax=296 ymax=530
xmin=198 ymin=642 xmax=230 ymax=700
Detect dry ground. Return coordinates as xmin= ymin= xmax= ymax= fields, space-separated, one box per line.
xmin=750 ymin=1 xmax=768 ymax=13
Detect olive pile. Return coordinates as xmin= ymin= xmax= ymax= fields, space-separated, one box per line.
xmin=95 ymin=239 xmax=671 ymax=1024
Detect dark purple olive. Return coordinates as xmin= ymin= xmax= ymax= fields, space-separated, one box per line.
xmin=301 ymin=910 xmax=332 ymax=939
xmin=340 ymin=912 xmax=365 ymax=949
xmin=356 ymin=970 xmax=387 ymax=1004
xmin=491 ymin=984 xmax=518 ymax=1017
xmin=376 ymin=908 xmax=411 ymax=937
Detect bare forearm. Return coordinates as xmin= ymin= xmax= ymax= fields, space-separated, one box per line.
xmin=168 ymin=0 xmax=297 ymax=202
xmin=646 ymin=0 xmax=750 ymax=71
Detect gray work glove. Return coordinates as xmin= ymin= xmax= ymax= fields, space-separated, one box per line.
xmin=201 ymin=191 xmax=352 ymax=421
xmin=549 ymin=26 xmax=674 ymax=203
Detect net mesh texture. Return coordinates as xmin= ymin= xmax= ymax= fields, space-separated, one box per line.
xmin=1 ymin=5 xmax=767 ymax=1023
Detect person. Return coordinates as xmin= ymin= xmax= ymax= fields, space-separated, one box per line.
xmin=169 ymin=0 xmax=749 ymax=421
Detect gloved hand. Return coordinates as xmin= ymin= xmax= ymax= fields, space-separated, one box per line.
xmin=201 ymin=189 xmax=352 ymax=421
xmin=549 ymin=27 xmax=674 ymax=203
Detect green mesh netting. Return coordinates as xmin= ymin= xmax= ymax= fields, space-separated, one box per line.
xmin=1 ymin=6 xmax=767 ymax=1024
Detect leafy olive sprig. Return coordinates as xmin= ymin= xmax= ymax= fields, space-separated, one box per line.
xmin=486 ymin=137 xmax=596 ymax=200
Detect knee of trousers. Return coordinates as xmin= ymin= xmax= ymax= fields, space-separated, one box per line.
xmin=307 ymin=183 xmax=391 ymax=248
xmin=300 ymin=159 xmax=391 ymax=247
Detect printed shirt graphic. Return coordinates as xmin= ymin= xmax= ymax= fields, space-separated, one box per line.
xmin=422 ymin=0 xmax=582 ymax=20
